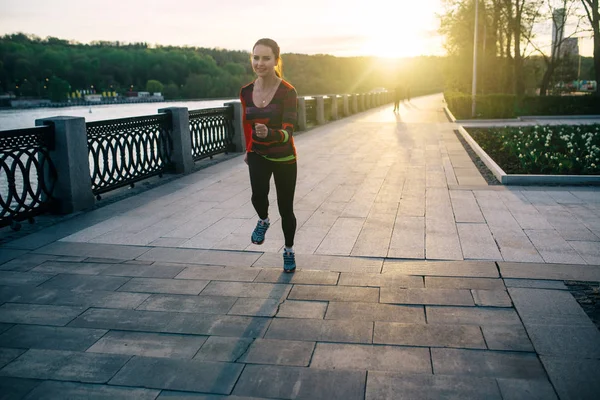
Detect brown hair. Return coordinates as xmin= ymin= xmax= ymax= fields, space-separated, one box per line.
xmin=253 ymin=38 xmax=283 ymax=78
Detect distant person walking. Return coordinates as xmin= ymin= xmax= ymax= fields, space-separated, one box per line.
xmin=393 ymin=85 xmax=402 ymax=112
xmin=239 ymin=38 xmax=299 ymax=273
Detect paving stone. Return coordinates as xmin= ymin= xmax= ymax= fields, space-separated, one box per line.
xmin=99 ymin=264 xmax=186 ymax=278
xmin=34 ymin=242 xmax=149 ymax=260
xmin=525 ymin=324 xmax=600 ymax=358
xmin=540 ymin=356 xmax=600 ymax=400
xmin=137 ymin=247 xmax=261 ymax=267
xmin=0 ymin=271 xmax=55 ymax=286
xmin=0 ymin=303 xmax=85 ymax=326
xmin=425 ymin=277 xmax=505 ymax=290
xmin=200 ymin=281 xmax=292 ymax=300
xmin=431 ymin=348 xmax=547 ymax=379
xmin=0 ymin=252 xmax=48 ymax=271
xmin=23 ymin=380 xmax=160 ymax=399
xmin=380 ymin=288 xmax=474 ymax=306
xmin=0 ymin=323 xmax=13 ymax=334
xmin=426 ymin=306 xmax=522 ymax=326
xmin=87 ymin=331 xmax=207 ymax=359
xmin=254 ymin=269 xmax=339 ymax=285
xmin=289 ymin=285 xmax=379 ymax=302
xmin=109 ymin=356 xmax=243 ymax=394
xmin=68 ymin=308 xmax=175 ymax=332
xmin=366 ymin=371 xmax=502 ymax=399
xmin=165 ymin=314 xmax=271 ymax=338
xmin=499 ymin=262 xmax=600 ymax=281
xmin=388 ymin=216 xmax=425 ymax=259
xmin=0 ymin=377 xmax=41 ymax=399
xmin=325 ymin=302 xmax=425 ymax=323
xmin=118 ymin=277 xmax=209 ymax=295
xmin=265 ymin=318 xmax=372 ymax=344
xmin=194 ymin=336 xmax=253 ymax=362
xmin=31 ymin=261 xmax=114 ymax=275
xmin=496 ymin=378 xmax=558 ymax=400
xmin=0 ymin=347 xmax=26 ymax=368
xmin=85 ymin=257 xmax=130 ymax=263
xmin=0 ymin=349 xmax=130 ymax=383
xmin=503 ymin=279 xmax=567 ymax=290
xmin=39 ymin=274 xmax=130 ymax=291
xmin=4 ymin=286 xmax=150 ymax=309
xmin=253 ymin=252 xmax=383 ymax=273
xmin=338 ymin=273 xmax=424 ymax=288
xmin=0 ymin=325 xmax=107 ymax=351
xmin=228 ymin=298 xmax=281 ymax=317
xmin=457 ymin=223 xmax=503 ymax=260
xmin=481 ymin=325 xmax=534 ymax=352
xmin=374 ymin=322 xmax=486 ymax=349
xmin=175 ymin=266 xmax=260 ymax=282
xmin=276 ymin=300 xmax=327 ymax=319
xmin=472 ymin=290 xmax=512 ymax=307
xmin=136 ymin=294 xmax=237 ymax=314
xmin=508 ymin=288 xmax=589 ymax=319
xmin=233 ymin=364 xmax=366 ymax=400
xmin=157 ymin=392 xmax=266 ymax=399
xmin=525 ymin=229 xmax=586 ymax=264
xmin=239 ymin=339 xmax=315 ymax=366
xmin=383 ymin=260 xmax=498 ymax=277
xmin=311 ymin=343 xmax=431 ymax=373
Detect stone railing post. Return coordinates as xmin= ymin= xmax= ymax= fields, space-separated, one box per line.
xmin=360 ymin=94 xmax=366 ymax=111
xmin=297 ymin=97 xmax=307 ymax=131
xmin=330 ymin=95 xmax=338 ymax=120
xmin=224 ymin=101 xmax=246 ymax=153
xmin=315 ymin=96 xmax=325 ymax=125
xmin=352 ymin=94 xmax=358 ymax=113
xmin=367 ymin=93 xmax=372 ymax=109
xmin=158 ymin=107 xmax=194 ymax=174
xmin=343 ymin=95 xmax=350 ymax=116
xmin=35 ymin=116 xmax=95 ymax=214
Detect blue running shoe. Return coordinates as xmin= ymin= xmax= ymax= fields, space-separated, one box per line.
xmin=283 ymin=251 xmax=296 ymax=273
xmin=251 ymin=219 xmax=270 ymax=245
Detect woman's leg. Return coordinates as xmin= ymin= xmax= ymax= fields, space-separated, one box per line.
xmin=247 ymin=152 xmax=272 ymax=220
xmin=272 ymin=161 xmax=297 ymax=248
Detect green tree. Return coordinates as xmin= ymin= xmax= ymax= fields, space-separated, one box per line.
xmin=146 ymin=79 xmax=164 ymax=94
xmin=48 ymin=76 xmax=70 ymax=102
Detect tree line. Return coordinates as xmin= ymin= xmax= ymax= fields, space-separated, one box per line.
xmin=440 ymin=0 xmax=598 ymax=96
xmin=0 ymin=33 xmax=445 ymax=102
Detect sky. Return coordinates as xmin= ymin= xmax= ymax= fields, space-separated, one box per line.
xmin=0 ymin=0 xmax=594 ymax=58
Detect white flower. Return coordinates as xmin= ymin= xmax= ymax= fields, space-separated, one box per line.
xmin=559 ymin=163 xmax=563 ymax=167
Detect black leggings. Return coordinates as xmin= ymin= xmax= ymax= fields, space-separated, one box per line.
xmin=247 ymin=152 xmax=297 ymax=247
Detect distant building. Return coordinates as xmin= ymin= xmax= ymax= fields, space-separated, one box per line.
xmin=560 ymin=37 xmax=579 ymax=57
xmin=552 ymin=8 xmax=566 ymax=58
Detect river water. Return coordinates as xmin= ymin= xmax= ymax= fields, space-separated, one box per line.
xmin=0 ymin=99 xmax=236 ymax=131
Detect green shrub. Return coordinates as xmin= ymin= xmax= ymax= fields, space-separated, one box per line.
xmin=444 ymin=91 xmax=600 ymax=119
xmin=467 ymin=124 xmax=600 ymax=175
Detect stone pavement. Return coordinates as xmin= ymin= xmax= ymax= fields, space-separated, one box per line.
xmin=0 ymin=94 xmax=599 ymax=399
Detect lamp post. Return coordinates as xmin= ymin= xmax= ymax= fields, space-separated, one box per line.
xmin=471 ymin=0 xmax=479 ymax=117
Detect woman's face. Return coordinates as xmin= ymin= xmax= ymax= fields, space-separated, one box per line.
xmin=252 ymin=44 xmax=277 ymax=78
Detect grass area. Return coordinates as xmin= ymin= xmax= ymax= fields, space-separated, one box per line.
xmin=466 ymin=124 xmax=600 ymax=175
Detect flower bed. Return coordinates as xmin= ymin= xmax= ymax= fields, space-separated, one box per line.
xmin=466 ymin=124 xmax=600 ymax=175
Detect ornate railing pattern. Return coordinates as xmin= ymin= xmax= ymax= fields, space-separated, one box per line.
xmin=86 ymin=114 xmax=173 ymax=198
xmin=305 ymin=98 xmax=317 ymax=125
xmin=0 ymin=126 xmax=57 ymax=229
xmin=189 ymin=106 xmax=235 ymax=161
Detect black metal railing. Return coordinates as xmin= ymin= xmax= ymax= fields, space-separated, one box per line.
xmin=0 ymin=126 xmax=57 ymax=229
xmin=86 ymin=114 xmax=173 ymax=198
xmin=189 ymin=106 xmax=235 ymax=161
xmin=305 ymin=98 xmax=317 ymax=126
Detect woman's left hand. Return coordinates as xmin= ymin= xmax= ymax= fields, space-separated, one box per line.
xmin=255 ymin=123 xmax=268 ymax=138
